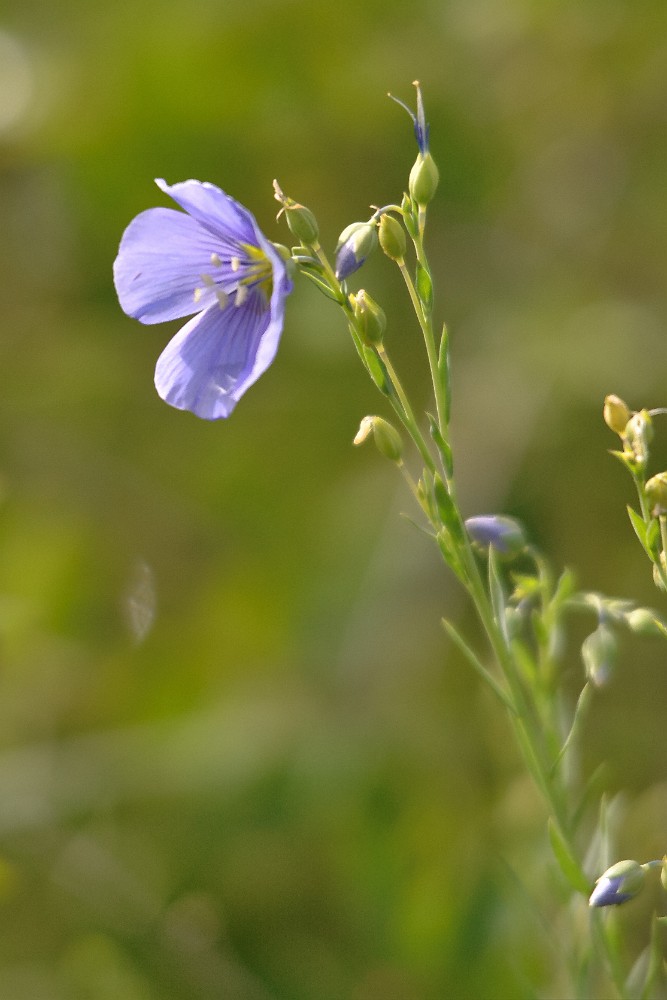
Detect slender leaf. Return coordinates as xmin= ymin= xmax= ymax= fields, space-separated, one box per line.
xmin=442 ymin=618 xmax=515 ymax=711
xmin=488 ymin=545 xmax=508 ymax=645
xmin=299 ymin=267 xmax=342 ymax=302
xmin=646 ymin=516 xmax=661 ymax=557
xmin=362 ymin=346 xmax=391 ymax=395
xmin=415 ymin=261 xmax=432 ymax=310
xmin=427 ymin=414 xmax=453 ymax=476
xmin=638 ymin=915 xmax=665 ymax=1000
xmin=432 ymin=473 xmax=463 ymax=541
xmin=627 ymin=505 xmax=651 ymax=556
xmin=436 ymin=530 xmax=466 ymax=583
xmin=551 ymin=682 xmax=593 ymax=776
xmin=548 ymin=818 xmax=590 ymax=895
xmin=438 ymin=324 xmax=451 ymax=423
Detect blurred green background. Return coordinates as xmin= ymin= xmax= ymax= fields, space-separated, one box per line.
xmin=1 ymin=0 xmax=666 ymax=997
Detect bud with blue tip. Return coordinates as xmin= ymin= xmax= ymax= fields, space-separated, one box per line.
xmin=465 ymin=515 xmax=526 ymax=557
xmin=335 ymin=221 xmax=378 ymax=281
xmin=389 ymin=81 xmax=439 ymax=210
xmin=589 ymin=860 xmax=647 ymax=907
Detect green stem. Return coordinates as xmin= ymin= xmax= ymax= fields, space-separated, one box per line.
xmin=398 ymin=260 xmax=447 ymax=439
xmin=376 ymin=346 xmax=437 ymax=473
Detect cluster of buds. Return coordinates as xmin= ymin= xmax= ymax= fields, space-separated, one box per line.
xmin=603 ymin=394 xmax=654 ymax=471
xmin=603 ymin=394 xmax=667 ymax=589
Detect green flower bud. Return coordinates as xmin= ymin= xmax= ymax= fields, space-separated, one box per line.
xmin=581 ymin=623 xmax=617 ymax=687
xmin=354 ymin=416 xmax=403 ymax=462
xmin=351 ymin=289 xmax=386 ymax=347
xmin=589 ymin=860 xmax=646 ymax=907
xmin=401 ymin=193 xmax=419 ymax=238
xmin=378 ymin=214 xmax=407 ymax=263
xmin=409 ymin=152 xmax=440 ymax=208
xmin=625 ymin=409 xmax=653 ymax=465
xmin=272 ymin=180 xmax=319 ymax=245
xmin=645 ymin=472 xmax=667 ymax=516
xmin=624 ymin=607 xmax=666 ymax=636
xmin=603 ymin=394 xmax=631 ymax=436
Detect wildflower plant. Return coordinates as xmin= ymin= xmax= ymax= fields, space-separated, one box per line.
xmin=114 ymin=83 xmax=667 ymax=997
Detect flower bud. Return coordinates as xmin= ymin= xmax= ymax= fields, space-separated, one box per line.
xmin=624 ymin=607 xmax=665 ymax=636
xmin=401 ymin=193 xmax=419 ymax=238
xmin=378 ymin=214 xmax=406 ymax=263
xmin=465 ymin=515 xmax=526 ymax=557
xmin=603 ymin=394 xmax=631 ymax=436
xmin=354 ymin=416 xmax=402 ymax=462
xmin=581 ymin=623 xmax=617 ymax=687
xmin=351 ymin=289 xmax=386 ymax=347
xmin=589 ymin=859 xmax=646 ymax=907
xmin=272 ymin=180 xmax=319 ymax=245
xmin=409 ymin=152 xmax=440 ymax=208
xmin=645 ymin=472 xmax=667 ymax=516
xmin=625 ymin=409 xmax=653 ymax=465
xmin=335 ymin=221 xmax=377 ymax=281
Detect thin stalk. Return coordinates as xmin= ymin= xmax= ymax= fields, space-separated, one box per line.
xmin=398 ymin=261 xmax=447 ymax=437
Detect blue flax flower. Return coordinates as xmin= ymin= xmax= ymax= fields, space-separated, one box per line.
xmin=113 ymin=179 xmax=293 ymax=419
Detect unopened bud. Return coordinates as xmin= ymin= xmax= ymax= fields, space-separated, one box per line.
xmin=351 ymin=289 xmax=386 ymax=347
xmin=335 ymin=221 xmax=377 ymax=281
xmin=353 ymin=416 xmax=402 ymax=462
xmin=378 ymin=214 xmax=406 ymax=263
xmin=645 ymin=472 xmax=667 ymax=516
xmin=581 ymin=623 xmax=617 ymax=687
xmin=589 ymin=859 xmax=646 ymax=907
xmin=465 ymin=515 xmax=526 ymax=557
xmin=603 ymin=394 xmax=631 ymax=436
xmin=401 ymin=193 xmax=419 ymax=238
xmin=409 ymin=152 xmax=440 ymax=208
xmin=625 ymin=409 xmax=653 ymax=465
xmin=624 ymin=607 xmax=665 ymax=636
xmin=273 ymin=180 xmax=319 ymax=245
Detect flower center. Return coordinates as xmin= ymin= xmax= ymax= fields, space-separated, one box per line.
xmin=193 ymin=245 xmax=273 ymax=311
xmin=233 ymin=243 xmax=273 ymax=305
